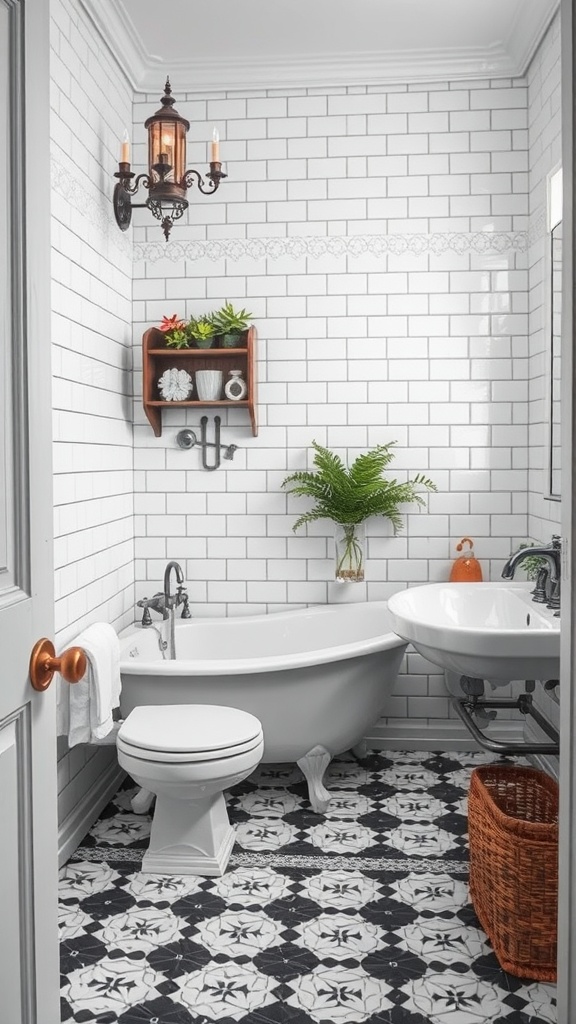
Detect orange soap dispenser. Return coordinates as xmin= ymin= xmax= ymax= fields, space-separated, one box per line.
xmin=449 ymin=537 xmax=483 ymax=582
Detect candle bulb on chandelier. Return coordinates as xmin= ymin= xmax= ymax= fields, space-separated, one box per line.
xmin=120 ymin=129 xmax=130 ymax=164
xmin=161 ymin=135 xmax=174 ymax=169
xmin=210 ymin=127 xmax=220 ymax=163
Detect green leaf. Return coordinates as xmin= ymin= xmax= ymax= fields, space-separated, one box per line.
xmin=211 ymin=301 xmax=253 ymax=333
xmin=164 ymin=329 xmax=190 ymax=349
xmin=281 ymin=440 xmax=436 ymax=533
xmin=188 ymin=315 xmax=218 ymax=340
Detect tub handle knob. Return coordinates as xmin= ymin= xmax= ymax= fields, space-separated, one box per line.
xmin=136 ymin=597 xmax=152 ymax=626
xmin=177 ymin=585 xmax=191 ymax=618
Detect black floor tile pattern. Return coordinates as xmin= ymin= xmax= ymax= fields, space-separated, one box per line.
xmin=60 ymin=750 xmax=557 ymax=1023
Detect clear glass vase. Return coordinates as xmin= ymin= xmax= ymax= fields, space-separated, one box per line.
xmin=334 ymin=522 xmax=366 ymax=582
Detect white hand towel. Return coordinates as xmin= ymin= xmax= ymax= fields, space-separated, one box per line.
xmin=68 ymin=623 xmax=121 ymax=747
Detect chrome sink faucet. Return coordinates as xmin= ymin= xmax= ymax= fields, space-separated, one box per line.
xmin=501 ymin=536 xmax=561 ymax=614
xmin=137 ymin=560 xmax=191 ymax=625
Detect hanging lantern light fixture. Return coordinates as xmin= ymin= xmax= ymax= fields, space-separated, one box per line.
xmin=113 ymin=78 xmax=226 ymax=241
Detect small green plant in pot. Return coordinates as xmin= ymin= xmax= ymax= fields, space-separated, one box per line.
xmin=282 ymin=441 xmax=436 ymax=582
xmin=188 ymin=315 xmax=219 ymax=349
xmin=212 ymin=301 xmax=252 ymax=347
xmin=159 ymin=314 xmax=190 ymax=349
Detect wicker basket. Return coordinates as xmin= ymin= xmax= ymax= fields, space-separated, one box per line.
xmin=468 ymin=764 xmax=559 ymax=981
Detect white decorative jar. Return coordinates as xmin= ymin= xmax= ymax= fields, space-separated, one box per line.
xmin=195 ymin=369 xmax=223 ymax=401
xmin=224 ymin=369 xmax=247 ymax=401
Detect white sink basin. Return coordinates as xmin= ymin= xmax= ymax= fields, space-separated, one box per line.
xmin=387 ymin=581 xmax=560 ymax=684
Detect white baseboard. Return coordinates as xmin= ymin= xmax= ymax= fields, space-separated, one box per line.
xmin=58 ymin=760 xmax=126 ymax=867
xmin=365 ymin=718 xmax=526 ymax=752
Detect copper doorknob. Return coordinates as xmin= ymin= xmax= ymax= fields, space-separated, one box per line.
xmin=29 ymin=638 xmax=87 ymax=692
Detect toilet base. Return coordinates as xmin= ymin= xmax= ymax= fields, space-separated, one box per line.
xmin=142 ymin=790 xmax=236 ymax=876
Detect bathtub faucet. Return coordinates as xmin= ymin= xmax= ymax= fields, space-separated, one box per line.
xmin=136 ymin=561 xmax=191 ymax=625
xmin=164 ymin=560 xmax=185 ymax=612
xmin=137 ymin=593 xmax=169 ymax=623
xmin=501 ymin=536 xmax=561 ymax=614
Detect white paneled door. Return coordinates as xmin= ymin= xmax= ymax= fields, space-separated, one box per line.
xmin=0 ymin=0 xmax=60 ymax=1021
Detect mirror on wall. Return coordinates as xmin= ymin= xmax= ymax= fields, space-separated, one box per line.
xmin=546 ymin=166 xmax=562 ymax=502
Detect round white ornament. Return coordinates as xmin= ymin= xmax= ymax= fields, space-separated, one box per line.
xmin=158 ymin=367 xmax=193 ymax=401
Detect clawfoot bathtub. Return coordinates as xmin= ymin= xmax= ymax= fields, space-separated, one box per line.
xmin=119 ymin=602 xmax=407 ymax=812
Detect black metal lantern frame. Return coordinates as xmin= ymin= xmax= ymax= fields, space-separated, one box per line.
xmin=113 ymin=78 xmax=226 ymax=241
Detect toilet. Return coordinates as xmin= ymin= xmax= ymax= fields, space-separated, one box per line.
xmin=117 ymin=704 xmax=264 ymax=876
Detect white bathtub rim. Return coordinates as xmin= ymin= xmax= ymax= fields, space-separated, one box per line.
xmin=120 ymin=633 xmax=408 ymax=676
xmin=120 ymin=604 xmax=408 ymax=677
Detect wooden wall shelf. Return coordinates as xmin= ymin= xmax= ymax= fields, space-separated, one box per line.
xmin=142 ymin=325 xmax=258 ymax=437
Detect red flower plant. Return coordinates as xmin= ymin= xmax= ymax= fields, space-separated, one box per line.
xmin=159 ymin=314 xmax=186 ymax=333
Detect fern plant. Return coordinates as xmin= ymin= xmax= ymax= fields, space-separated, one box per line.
xmin=282 ymin=441 xmax=436 ymax=580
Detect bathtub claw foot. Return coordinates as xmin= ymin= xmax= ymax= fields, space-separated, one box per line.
xmin=131 ymin=787 xmax=155 ymax=815
xmin=297 ymin=745 xmax=332 ymax=813
xmin=352 ymin=739 xmax=368 ymax=760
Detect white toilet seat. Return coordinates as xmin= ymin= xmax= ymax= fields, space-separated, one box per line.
xmin=116 ymin=702 xmax=265 ymax=875
xmin=117 ymin=704 xmax=263 ymax=763
xmin=117 ymin=733 xmax=263 ymax=764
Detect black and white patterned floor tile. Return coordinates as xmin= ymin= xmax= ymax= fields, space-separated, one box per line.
xmin=60 ymin=750 xmax=557 ymax=1024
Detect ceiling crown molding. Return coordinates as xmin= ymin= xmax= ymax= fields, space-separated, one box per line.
xmin=78 ymin=0 xmax=148 ymax=91
xmin=138 ymin=45 xmax=516 ymax=95
xmin=79 ymin=0 xmax=560 ymax=95
xmin=505 ymin=0 xmax=560 ymax=76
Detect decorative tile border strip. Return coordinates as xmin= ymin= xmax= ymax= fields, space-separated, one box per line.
xmin=134 ymin=230 xmax=528 ymax=264
xmin=229 ymin=851 xmax=470 ymax=873
xmin=51 ymin=155 xmax=133 ymax=262
xmin=71 ymin=845 xmax=469 ymax=874
xmin=72 ymin=847 xmax=143 ymax=863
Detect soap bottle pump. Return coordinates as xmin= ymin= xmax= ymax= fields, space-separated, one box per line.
xmin=449 ymin=537 xmax=483 ymax=582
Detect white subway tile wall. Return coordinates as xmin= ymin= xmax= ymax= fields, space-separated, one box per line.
xmin=131 ymin=67 xmax=544 ymax=744
xmin=51 ymin=0 xmax=134 ymax=820
xmin=49 ymin=1 xmax=560 ymax=775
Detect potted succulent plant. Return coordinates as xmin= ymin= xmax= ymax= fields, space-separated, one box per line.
xmin=282 ymin=441 xmax=436 ymax=582
xmin=211 ymin=301 xmax=253 ymax=348
xmin=188 ymin=315 xmax=219 ymax=349
xmin=158 ymin=314 xmax=190 ymax=349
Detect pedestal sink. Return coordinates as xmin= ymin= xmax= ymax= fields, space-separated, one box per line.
xmin=387 ymin=581 xmax=560 ymax=684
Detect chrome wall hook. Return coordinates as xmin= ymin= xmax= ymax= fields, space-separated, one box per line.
xmin=176 ymin=417 xmax=238 ymax=471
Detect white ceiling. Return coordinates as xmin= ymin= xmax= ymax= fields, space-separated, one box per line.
xmin=82 ymin=0 xmax=560 ymax=93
